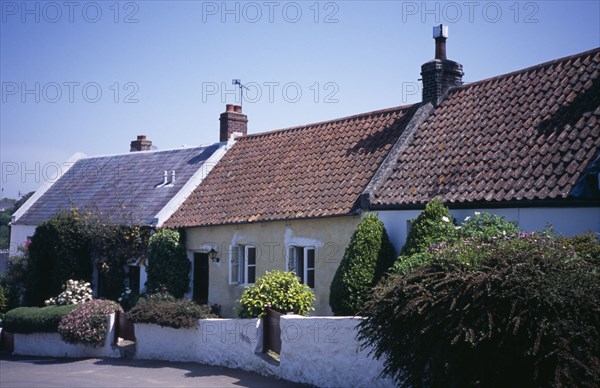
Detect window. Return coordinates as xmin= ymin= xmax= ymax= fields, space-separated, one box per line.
xmin=229 ymin=245 xmax=256 ymax=284
xmin=287 ymin=246 xmax=315 ymax=288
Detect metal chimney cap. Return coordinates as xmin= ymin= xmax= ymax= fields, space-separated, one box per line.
xmin=433 ymin=24 xmax=448 ymax=39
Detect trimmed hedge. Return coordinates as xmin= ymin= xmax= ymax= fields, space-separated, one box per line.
xmin=329 ymin=214 xmax=396 ymax=316
xmin=127 ymin=298 xmax=216 ymax=329
xmin=3 ymin=305 xmax=76 ymax=334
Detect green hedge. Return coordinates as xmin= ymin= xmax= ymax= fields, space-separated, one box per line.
xmin=127 ymin=298 xmax=216 ymax=329
xmin=3 ymin=305 xmax=76 ymax=334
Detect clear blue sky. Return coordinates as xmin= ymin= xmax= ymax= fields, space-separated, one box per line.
xmin=1 ymin=0 xmax=599 ymax=199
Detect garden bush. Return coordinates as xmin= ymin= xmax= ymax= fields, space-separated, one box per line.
xmin=237 ymin=270 xmax=315 ymax=318
xmin=127 ymin=297 xmax=216 ymax=329
xmin=58 ymin=300 xmax=122 ymax=347
xmin=561 ymin=232 xmax=600 ymax=264
xmin=3 ymin=305 xmax=76 ymax=334
xmin=460 ymin=211 xmax=520 ymax=239
xmin=359 ymin=233 xmax=600 ymax=387
xmin=25 ymin=211 xmax=94 ymax=306
xmin=329 ymin=214 xmax=396 ymax=316
xmin=399 ymin=198 xmax=457 ymax=257
xmin=145 ymin=229 xmax=190 ymax=298
xmin=45 ymin=279 xmax=93 ymax=306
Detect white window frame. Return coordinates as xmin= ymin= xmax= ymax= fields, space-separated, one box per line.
xmin=287 ymin=246 xmax=315 ymax=289
xmin=229 ymin=244 xmax=256 ymax=285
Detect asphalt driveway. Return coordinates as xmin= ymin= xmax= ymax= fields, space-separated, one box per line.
xmin=0 ymin=354 xmax=309 ymax=387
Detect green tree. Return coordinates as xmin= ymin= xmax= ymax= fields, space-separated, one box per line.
xmin=237 ymin=270 xmax=315 ymax=318
xmin=145 ymin=229 xmax=190 ymax=298
xmin=329 ymin=213 xmax=396 ymax=316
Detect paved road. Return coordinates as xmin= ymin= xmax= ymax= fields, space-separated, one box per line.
xmin=0 ymin=354 xmax=309 ymax=387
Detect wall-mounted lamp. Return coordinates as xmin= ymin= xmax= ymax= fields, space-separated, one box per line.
xmin=208 ymin=248 xmax=220 ymax=263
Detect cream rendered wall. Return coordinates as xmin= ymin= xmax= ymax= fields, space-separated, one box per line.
xmin=185 ymin=216 xmax=361 ymax=317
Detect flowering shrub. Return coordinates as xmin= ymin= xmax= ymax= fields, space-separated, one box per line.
xmin=460 ymin=211 xmax=520 ymax=239
xmin=58 ymin=300 xmax=122 ymax=347
xmin=45 ymin=279 xmax=93 ymax=306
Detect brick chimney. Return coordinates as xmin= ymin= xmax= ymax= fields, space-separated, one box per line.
xmin=421 ymin=25 xmax=464 ymax=106
xmin=219 ymin=104 xmax=247 ymax=142
xmin=130 ymin=135 xmax=152 ymax=152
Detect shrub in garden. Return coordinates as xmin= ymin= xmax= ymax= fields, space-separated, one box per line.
xmin=460 ymin=211 xmax=520 ymax=239
xmin=117 ymin=287 xmax=141 ymax=312
xmin=237 ymin=270 xmax=315 ymax=318
xmin=3 ymin=305 xmax=76 ymax=334
xmin=561 ymin=232 xmax=600 ymax=264
xmin=393 ymin=199 xmax=457 ymax=276
xmin=45 ymin=279 xmax=93 ymax=306
xmin=127 ymin=297 xmax=216 ymax=329
xmin=329 ymin=214 xmax=396 ymax=316
xmin=58 ymin=300 xmax=122 ymax=347
xmin=400 ymin=198 xmax=457 ymax=257
xmin=25 ymin=211 xmax=93 ymax=306
xmin=359 ymin=233 xmax=600 ymax=387
xmin=145 ymin=229 xmax=190 ymax=298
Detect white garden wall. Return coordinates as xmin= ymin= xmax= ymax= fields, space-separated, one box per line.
xmin=135 ymin=316 xmax=393 ymax=387
xmin=12 ymin=313 xmax=119 ymax=358
xmin=278 ymin=316 xmax=393 ymax=387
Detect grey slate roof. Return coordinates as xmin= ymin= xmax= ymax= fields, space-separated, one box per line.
xmin=15 ymin=144 xmax=221 ymax=226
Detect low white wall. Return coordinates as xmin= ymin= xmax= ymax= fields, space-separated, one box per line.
xmin=12 ymin=313 xmax=119 ymax=358
xmin=135 ymin=319 xmax=274 ymax=376
xmin=278 ymin=316 xmax=393 ymax=387
xmin=135 ymin=316 xmax=392 ymax=387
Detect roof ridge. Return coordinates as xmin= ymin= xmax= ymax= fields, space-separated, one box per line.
xmin=240 ymin=103 xmax=418 ymax=140
xmin=79 ymin=142 xmax=223 ymax=160
xmin=453 ymin=47 xmax=600 ymax=92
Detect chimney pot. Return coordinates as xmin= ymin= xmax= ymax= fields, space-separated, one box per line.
xmin=220 ymin=104 xmax=247 ymax=142
xmin=420 ymin=24 xmax=463 ymax=106
xmin=130 ymin=134 xmax=152 ymax=152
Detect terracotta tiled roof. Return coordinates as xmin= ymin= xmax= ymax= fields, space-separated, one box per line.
xmin=372 ymin=48 xmax=600 ymax=207
xmin=166 ymin=105 xmax=418 ymax=227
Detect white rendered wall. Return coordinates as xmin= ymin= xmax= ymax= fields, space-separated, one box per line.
xmin=375 ymin=207 xmax=600 ymax=254
xmin=12 ymin=314 xmax=119 ymax=358
xmin=8 ymin=224 xmax=36 ymax=256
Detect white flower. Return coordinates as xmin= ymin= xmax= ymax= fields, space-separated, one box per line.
xmin=442 ymin=216 xmax=450 ymax=223
xmin=474 ymin=212 xmax=481 ymax=216
xmin=464 ymin=216 xmax=471 ymax=221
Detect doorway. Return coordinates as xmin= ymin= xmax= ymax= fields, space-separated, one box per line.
xmin=193 ymin=252 xmax=209 ymax=304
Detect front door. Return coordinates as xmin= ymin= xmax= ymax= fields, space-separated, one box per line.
xmin=193 ymin=252 xmax=209 ymax=304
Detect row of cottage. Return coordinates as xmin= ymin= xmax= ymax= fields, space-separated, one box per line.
xmin=9 ymin=29 xmax=600 ymax=316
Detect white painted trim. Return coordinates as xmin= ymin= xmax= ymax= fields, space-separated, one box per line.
xmin=153 ymin=143 xmax=228 ymax=227
xmin=11 ymin=152 xmax=86 ymax=224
